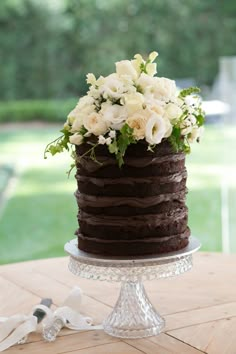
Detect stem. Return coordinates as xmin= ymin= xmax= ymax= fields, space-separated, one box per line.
xmin=44 ymin=135 xmax=64 ymax=159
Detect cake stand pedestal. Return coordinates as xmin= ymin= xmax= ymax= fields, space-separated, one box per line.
xmin=64 ymin=237 xmax=200 ymax=339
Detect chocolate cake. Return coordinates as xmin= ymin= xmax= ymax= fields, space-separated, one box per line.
xmin=74 ymin=139 xmax=190 ymax=256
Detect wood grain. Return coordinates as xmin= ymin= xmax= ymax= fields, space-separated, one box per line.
xmin=125 ymin=334 xmax=203 ymax=353
xmin=4 ymin=331 xmax=119 ymax=354
xmin=169 ymin=317 xmax=236 ymax=354
xmin=0 ymin=253 xmax=236 ymax=354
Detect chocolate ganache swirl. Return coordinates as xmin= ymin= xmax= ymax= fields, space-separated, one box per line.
xmin=74 ymin=139 xmax=190 ymax=256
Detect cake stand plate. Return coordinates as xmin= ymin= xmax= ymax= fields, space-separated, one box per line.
xmin=64 ymin=237 xmax=201 ymax=339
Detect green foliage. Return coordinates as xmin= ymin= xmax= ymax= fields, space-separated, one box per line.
xmin=168 ymin=127 xmax=190 ymax=154
xmin=196 ymin=113 xmax=205 ymax=127
xmin=179 ymin=87 xmax=201 ymax=98
xmin=108 ymin=124 xmax=137 ymax=167
xmin=44 ymin=132 xmax=71 ymax=159
xmin=0 ymin=99 xmax=77 ymax=122
xmin=79 ymin=126 xmax=88 ymax=136
xmin=0 ymin=0 xmax=235 ymax=101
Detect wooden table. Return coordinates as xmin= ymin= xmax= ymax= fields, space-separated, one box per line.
xmin=0 ymin=252 xmax=236 ymax=354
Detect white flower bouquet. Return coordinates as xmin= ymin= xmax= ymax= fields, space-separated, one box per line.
xmin=45 ymin=51 xmax=205 ymax=167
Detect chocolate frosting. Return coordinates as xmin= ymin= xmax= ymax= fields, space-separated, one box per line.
xmin=76 ymin=169 xmax=187 ymax=186
xmin=75 ymin=189 xmax=187 ymax=208
xmin=78 ymin=153 xmax=185 ymax=173
xmin=78 ymin=228 xmax=190 ymax=244
xmin=78 ymin=207 xmax=187 ymax=227
xmin=74 ymin=139 xmax=190 ymax=256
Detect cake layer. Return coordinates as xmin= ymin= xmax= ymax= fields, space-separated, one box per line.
xmin=75 ymin=190 xmax=186 ymax=215
xmin=76 ymin=170 xmax=187 ymax=197
xmin=78 ymin=207 xmax=188 ymax=239
xmin=77 ymin=154 xmax=185 ymax=178
xmin=76 ymin=200 xmax=185 ymax=216
xmin=77 ymin=229 xmax=190 ymax=256
xmin=76 ymin=138 xmax=177 ymax=158
xmin=75 ymin=139 xmax=190 ymax=256
xmin=76 ymin=139 xmax=185 ymax=178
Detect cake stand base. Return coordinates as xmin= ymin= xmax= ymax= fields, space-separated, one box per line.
xmin=65 ymin=237 xmax=201 ymax=339
xmin=103 ymin=280 xmax=164 ymax=338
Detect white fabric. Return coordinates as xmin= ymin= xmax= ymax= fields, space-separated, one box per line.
xmin=0 ymin=286 xmax=102 ymax=351
xmin=0 ymin=315 xmax=37 ymax=352
xmin=53 ymin=306 xmax=102 ymax=331
xmin=43 ymin=287 xmax=103 ymax=340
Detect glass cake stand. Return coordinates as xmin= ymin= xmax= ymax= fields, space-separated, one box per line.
xmin=64 ymin=237 xmax=200 ymax=339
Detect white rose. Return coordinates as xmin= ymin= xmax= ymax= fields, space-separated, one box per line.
xmin=71 ymin=116 xmax=83 ymax=133
xmin=83 ymin=112 xmax=108 ymax=136
xmin=146 ymin=99 xmax=165 ymax=117
xmin=164 ymin=103 xmax=182 ymax=121
xmin=68 ymin=98 xmax=95 ymax=133
xmin=77 ymin=95 xmax=94 ymax=110
xmin=152 ymin=77 xmax=177 ymax=101
xmin=145 ymin=113 xmax=166 ymax=145
xmin=70 ymin=105 xmax=95 ymax=133
xmin=136 ymin=73 xmax=155 ymax=92
xmin=126 ymin=110 xmax=149 ymax=140
xmin=116 ymin=60 xmax=138 ymax=80
xmin=163 ymin=117 xmax=173 ymax=138
xmin=100 ymin=101 xmax=112 ymax=113
xmin=99 ymin=73 xmax=125 ymax=99
xmin=103 ymin=104 xmax=127 ymax=130
xmin=122 ymin=92 xmax=144 ymax=115
xmin=69 ymin=134 xmax=83 ymax=145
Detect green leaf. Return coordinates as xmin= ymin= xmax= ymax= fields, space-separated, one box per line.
xmin=117 ymin=153 xmax=124 ymax=168
xmin=79 ymin=125 xmax=88 ymax=136
xmin=179 ymin=87 xmax=201 ymax=98
xmin=196 ymin=114 xmax=205 ymax=126
xmin=107 ymin=124 xmax=137 ymax=167
xmin=108 ymin=140 xmax=118 ymax=154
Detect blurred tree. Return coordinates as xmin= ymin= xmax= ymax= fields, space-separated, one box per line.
xmin=0 ymin=0 xmax=70 ymax=99
xmin=0 ymin=0 xmax=235 ymax=100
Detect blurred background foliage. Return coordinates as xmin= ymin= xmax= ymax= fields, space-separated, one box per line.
xmin=0 ymin=0 xmax=235 ymax=263
xmin=0 ymin=0 xmax=235 ymax=104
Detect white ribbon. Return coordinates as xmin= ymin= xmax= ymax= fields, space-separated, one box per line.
xmin=43 ymin=287 xmax=102 ymax=341
xmin=0 ymin=287 xmax=102 ymax=350
xmin=59 ymin=286 xmax=102 ymax=330
xmin=54 ymin=306 xmax=102 ymax=330
xmin=0 ymin=315 xmax=37 ymax=352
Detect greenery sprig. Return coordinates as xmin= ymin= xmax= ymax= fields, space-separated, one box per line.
xmin=44 ymin=128 xmax=71 ymax=159
xmin=168 ymin=127 xmax=190 ymax=154
xmin=108 ymin=124 xmax=136 ymax=167
xmin=179 ymin=86 xmax=200 ymax=98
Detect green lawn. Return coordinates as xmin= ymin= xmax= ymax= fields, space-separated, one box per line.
xmin=0 ymin=124 xmax=235 ymax=264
